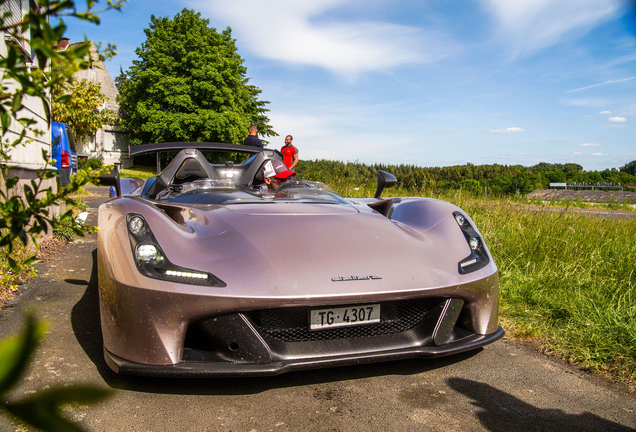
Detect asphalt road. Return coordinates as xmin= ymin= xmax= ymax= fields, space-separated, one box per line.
xmin=0 ymin=188 xmax=634 ymax=432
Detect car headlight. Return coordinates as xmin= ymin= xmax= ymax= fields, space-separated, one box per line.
xmin=135 ymin=244 xmax=164 ymax=265
xmin=126 ymin=213 xmax=226 ymax=287
xmin=453 ymin=211 xmax=490 ymax=274
xmin=128 ymin=215 xmax=146 ymax=234
xmin=469 ymin=237 xmax=480 ymax=251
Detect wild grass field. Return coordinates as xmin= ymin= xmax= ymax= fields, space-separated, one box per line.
xmin=463 ymin=200 xmax=636 ymax=383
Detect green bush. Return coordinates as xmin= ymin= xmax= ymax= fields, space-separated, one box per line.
xmin=51 ymin=215 xmax=76 ymax=242
xmin=79 ymin=157 xmax=103 ymax=170
xmin=0 ymin=239 xmax=37 ymax=306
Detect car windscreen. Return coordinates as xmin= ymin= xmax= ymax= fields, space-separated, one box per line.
xmin=162 ymin=180 xmax=349 ymax=205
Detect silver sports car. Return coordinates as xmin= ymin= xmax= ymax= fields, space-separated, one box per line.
xmin=97 ymin=142 xmax=503 ymax=376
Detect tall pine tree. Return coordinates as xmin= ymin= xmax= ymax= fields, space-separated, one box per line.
xmin=118 ymin=9 xmax=276 ymax=145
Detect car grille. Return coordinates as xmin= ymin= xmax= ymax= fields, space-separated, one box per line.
xmin=249 ymin=298 xmax=441 ymax=343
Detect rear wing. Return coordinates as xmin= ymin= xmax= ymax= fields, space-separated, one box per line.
xmin=129 ymin=142 xmax=264 ymax=174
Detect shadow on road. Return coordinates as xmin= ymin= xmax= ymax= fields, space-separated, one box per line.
xmin=448 ymin=378 xmax=634 ymax=432
xmin=70 ymin=249 xmax=122 ymax=383
xmin=71 ymin=250 xmax=482 ymax=395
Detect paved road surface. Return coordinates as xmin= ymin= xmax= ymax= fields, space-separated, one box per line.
xmin=0 ymin=188 xmax=634 ymax=431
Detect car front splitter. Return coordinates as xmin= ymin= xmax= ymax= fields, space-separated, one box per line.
xmin=103 ymin=326 xmax=504 ymax=377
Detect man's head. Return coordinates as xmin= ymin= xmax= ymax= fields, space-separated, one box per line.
xmin=249 ymin=125 xmax=258 ymax=135
xmin=285 ymin=135 xmax=293 ymax=146
xmin=262 ymin=159 xmax=296 ymax=190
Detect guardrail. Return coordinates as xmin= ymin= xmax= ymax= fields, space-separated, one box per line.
xmin=549 ymin=182 xmax=625 ymax=190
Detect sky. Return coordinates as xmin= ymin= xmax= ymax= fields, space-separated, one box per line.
xmin=65 ymin=0 xmax=636 ymax=171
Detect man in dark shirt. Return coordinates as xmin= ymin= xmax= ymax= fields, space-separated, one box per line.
xmin=243 ymin=125 xmax=264 ymax=148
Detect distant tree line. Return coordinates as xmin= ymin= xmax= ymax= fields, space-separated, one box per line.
xmin=296 ymin=159 xmax=636 ymax=196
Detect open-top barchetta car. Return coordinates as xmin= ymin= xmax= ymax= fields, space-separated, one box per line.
xmin=97 ymin=142 xmax=504 ymax=377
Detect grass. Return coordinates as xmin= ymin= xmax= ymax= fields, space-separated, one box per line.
xmin=0 ymin=240 xmax=38 ymax=307
xmin=120 ymin=165 xmax=156 ymax=179
xmin=462 ymin=200 xmax=636 ymax=382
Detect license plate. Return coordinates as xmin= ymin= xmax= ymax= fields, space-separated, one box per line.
xmin=310 ymin=304 xmax=381 ymax=330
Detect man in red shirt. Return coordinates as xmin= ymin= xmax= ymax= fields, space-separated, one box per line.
xmin=281 ymin=135 xmax=299 ymax=170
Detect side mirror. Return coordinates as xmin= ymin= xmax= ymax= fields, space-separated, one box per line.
xmin=374 ymin=170 xmax=397 ymax=199
xmin=97 ymin=165 xmax=121 ymax=197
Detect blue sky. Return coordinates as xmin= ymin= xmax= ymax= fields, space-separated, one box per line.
xmin=65 ymin=0 xmax=636 ymax=171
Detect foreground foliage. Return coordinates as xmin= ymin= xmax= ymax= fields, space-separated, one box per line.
xmin=0 ymin=0 xmax=125 ymax=430
xmin=0 ymin=313 xmax=112 ymax=431
xmin=0 ymin=0 xmax=123 ymax=272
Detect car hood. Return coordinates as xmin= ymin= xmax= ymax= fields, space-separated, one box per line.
xmin=147 ymin=200 xmax=488 ymax=300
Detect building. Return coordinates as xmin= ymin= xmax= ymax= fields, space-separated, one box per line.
xmin=56 ymin=38 xmax=132 ymax=168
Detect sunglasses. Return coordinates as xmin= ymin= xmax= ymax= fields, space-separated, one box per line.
xmin=272 ymin=176 xmax=290 ymax=183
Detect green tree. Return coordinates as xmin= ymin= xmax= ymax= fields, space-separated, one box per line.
xmin=118 ymin=8 xmax=276 ymax=146
xmin=52 ymin=77 xmax=118 ymax=143
xmin=620 ymin=160 xmax=636 ymax=175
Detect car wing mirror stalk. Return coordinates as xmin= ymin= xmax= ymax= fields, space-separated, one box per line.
xmin=98 ymin=165 xmax=121 ymax=197
xmin=374 ymin=170 xmax=397 ymax=199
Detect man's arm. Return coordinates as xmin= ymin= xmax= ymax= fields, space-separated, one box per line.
xmin=290 ymin=151 xmax=299 ymax=170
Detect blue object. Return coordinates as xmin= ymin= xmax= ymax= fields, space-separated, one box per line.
xmin=51 ymin=122 xmax=78 ymax=187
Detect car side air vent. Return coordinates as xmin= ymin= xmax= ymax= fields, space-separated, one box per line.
xmin=155 ymin=204 xmax=187 ymax=225
xmin=367 ymin=198 xmax=394 ymax=218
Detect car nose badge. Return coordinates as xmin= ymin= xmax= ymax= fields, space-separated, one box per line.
xmin=332 ymin=275 xmax=382 ymax=281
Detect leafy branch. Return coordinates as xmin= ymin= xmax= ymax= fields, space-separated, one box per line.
xmin=0 ymin=0 xmax=126 ymax=272
xmin=0 ymin=313 xmax=112 ymax=431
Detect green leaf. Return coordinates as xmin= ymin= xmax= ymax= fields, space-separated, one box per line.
xmin=5 ymin=175 xmax=19 ymax=190
xmin=0 ymin=313 xmax=47 ymax=395
xmin=11 ymin=93 xmax=23 ymax=112
xmin=7 ymin=256 xmax=18 ymax=272
xmin=1 ymin=112 xmax=11 ymax=131
xmin=5 ymin=386 xmax=112 ymax=432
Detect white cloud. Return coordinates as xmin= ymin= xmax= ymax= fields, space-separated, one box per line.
xmin=561 ymin=98 xmax=611 ymax=108
xmin=190 ymin=0 xmax=457 ymax=76
xmin=493 ymin=113 xmax=504 ymax=116
xmin=592 ymin=153 xmax=607 ymax=156
xmin=480 ymin=0 xmax=623 ymax=55
xmin=267 ymin=110 xmax=411 ymax=162
xmin=599 ymin=110 xmax=612 ymax=114
xmin=565 ymin=76 xmax=636 ymax=93
xmin=608 ymin=116 xmax=627 ymax=122
xmin=490 ymin=127 xmax=524 ymax=134
xmin=573 ymin=152 xmax=582 ymax=155
xmin=579 ymin=142 xmax=600 ymax=147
